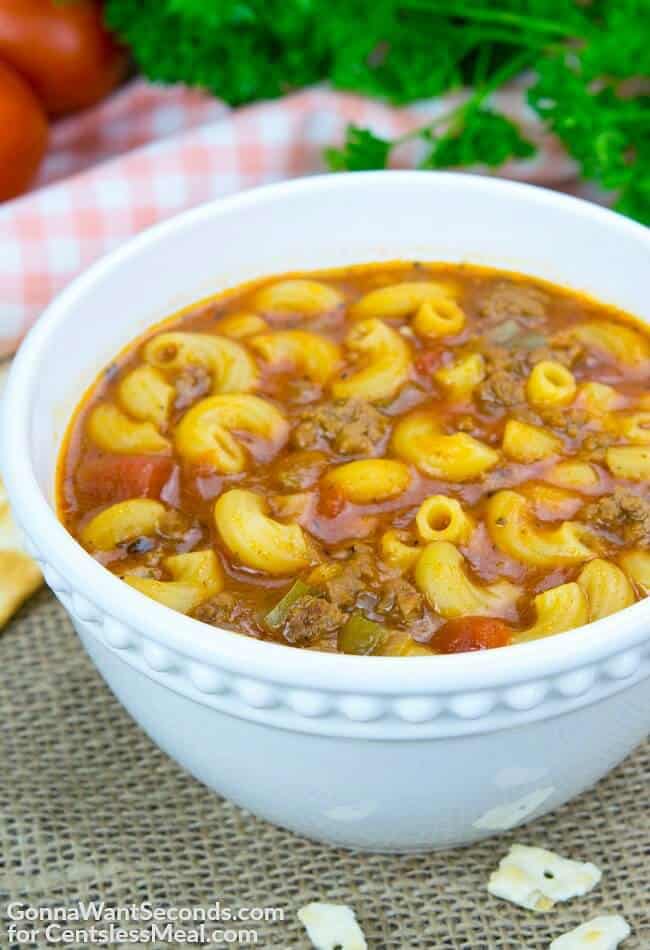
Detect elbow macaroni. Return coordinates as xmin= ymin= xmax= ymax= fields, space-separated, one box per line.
xmin=415 ymin=495 xmax=473 ymax=544
xmin=249 ymin=330 xmax=341 ymax=385
xmin=412 ymin=297 xmax=466 ymax=339
xmin=379 ymin=530 xmax=421 ymax=573
xmin=577 ymin=558 xmax=635 ymax=621
xmin=118 ymin=365 xmax=174 ymax=429
xmin=331 ymin=318 xmax=411 ymax=403
xmin=87 ymin=404 xmax=170 ymax=454
xmin=175 ymin=394 xmax=288 ymax=474
xmin=214 ymin=489 xmax=311 ymax=574
xmin=606 ymin=446 xmax=650 ymax=480
xmin=526 ymin=361 xmax=576 ymax=409
xmin=619 ymin=550 xmax=650 ymax=593
xmin=566 ymin=320 xmax=650 ymax=365
xmin=486 ymin=490 xmax=594 ymax=567
xmin=545 ymin=460 xmax=599 ymax=491
xmin=214 ymin=312 xmax=268 ymax=339
xmin=349 ymin=280 xmax=457 ymax=321
xmin=125 ymin=550 xmax=223 ymax=613
xmin=321 ymin=459 xmax=411 ymax=504
xmin=348 ymin=279 xmax=464 ymax=339
xmin=514 ymin=583 xmax=588 ymax=643
xmin=144 ymin=331 xmax=258 ymax=393
xmin=415 ymin=541 xmax=521 ymax=619
xmin=81 ymin=499 xmax=166 ymax=550
xmin=434 ymin=353 xmax=485 ymax=398
xmin=502 ymin=419 xmax=562 ymax=463
xmin=611 ymin=412 xmax=650 ymax=445
xmin=392 ymin=411 xmax=499 ymax=481
xmin=253 ymin=279 xmax=342 ymax=315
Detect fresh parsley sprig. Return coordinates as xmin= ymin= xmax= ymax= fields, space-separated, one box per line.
xmin=326 ymin=51 xmax=537 ymax=173
xmin=104 ymin=0 xmax=650 ymax=223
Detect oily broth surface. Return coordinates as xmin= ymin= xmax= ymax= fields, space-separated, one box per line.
xmin=57 ymin=262 xmax=650 ymax=653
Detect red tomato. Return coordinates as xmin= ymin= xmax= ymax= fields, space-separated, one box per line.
xmin=432 ymin=616 xmax=512 ymax=654
xmin=415 ymin=347 xmax=443 ymax=376
xmin=75 ymin=455 xmax=177 ymax=505
xmin=0 ymin=0 xmax=127 ymax=116
xmin=318 ymin=482 xmax=346 ymax=518
xmin=0 ymin=59 xmax=47 ymax=201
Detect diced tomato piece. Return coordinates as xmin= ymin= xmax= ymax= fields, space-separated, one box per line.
xmin=415 ymin=347 xmax=443 ymax=376
xmin=317 ymin=482 xmax=346 ymax=518
xmin=431 ymin=616 xmax=512 ymax=654
xmin=75 ymin=454 xmax=177 ymax=505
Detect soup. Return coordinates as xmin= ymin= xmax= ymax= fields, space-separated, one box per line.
xmin=57 ymin=263 xmax=650 ymax=655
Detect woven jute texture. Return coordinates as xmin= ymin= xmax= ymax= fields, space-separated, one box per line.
xmin=0 ymin=590 xmax=648 ymax=949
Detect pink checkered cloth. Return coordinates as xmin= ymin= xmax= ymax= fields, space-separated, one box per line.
xmin=0 ymin=79 xmax=583 ymax=358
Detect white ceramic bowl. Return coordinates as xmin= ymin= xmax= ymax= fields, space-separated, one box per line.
xmin=4 ymin=173 xmax=650 ymax=851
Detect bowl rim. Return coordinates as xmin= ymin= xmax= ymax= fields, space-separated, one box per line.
xmin=4 ymin=170 xmax=650 ymax=694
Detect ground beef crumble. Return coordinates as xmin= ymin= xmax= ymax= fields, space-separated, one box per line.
xmin=476 ymin=369 xmax=526 ymax=410
xmin=271 ymin=450 xmax=329 ymax=491
xmin=281 ymin=595 xmax=346 ymax=646
xmin=476 ymin=339 xmax=583 ymax=414
xmin=536 ymin=407 xmax=590 ymax=439
xmin=193 ymin=591 xmax=241 ymax=626
xmin=580 ymin=430 xmax=618 ymax=461
xmin=291 ymin=399 xmax=390 ymax=455
xmin=583 ymin=488 xmax=650 ymax=546
xmin=323 ymin=543 xmax=377 ymax=609
xmin=377 ymin=576 xmax=424 ymax=622
xmin=479 ymin=282 xmax=548 ymax=324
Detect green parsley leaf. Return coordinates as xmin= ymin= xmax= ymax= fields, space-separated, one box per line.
xmin=421 ymin=108 xmax=536 ymax=169
xmin=104 ymin=0 xmax=650 ymax=223
xmin=528 ymin=27 xmax=650 ymax=224
xmin=325 ymin=126 xmax=392 ymax=171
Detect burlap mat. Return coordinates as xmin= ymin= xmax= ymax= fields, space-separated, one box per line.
xmin=0 ymin=590 xmax=648 ymax=949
